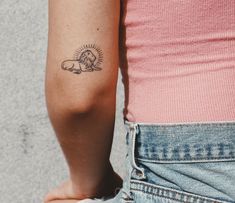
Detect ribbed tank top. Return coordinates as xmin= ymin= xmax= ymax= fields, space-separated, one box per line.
xmin=119 ymin=0 xmax=235 ymax=124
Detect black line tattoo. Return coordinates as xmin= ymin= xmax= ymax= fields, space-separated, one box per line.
xmin=61 ymin=44 xmax=103 ymax=74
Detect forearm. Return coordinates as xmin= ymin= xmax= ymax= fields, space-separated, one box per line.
xmin=47 ymin=93 xmax=116 ymax=196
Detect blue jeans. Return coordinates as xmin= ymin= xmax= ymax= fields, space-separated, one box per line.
xmin=79 ymin=119 xmax=235 ymax=203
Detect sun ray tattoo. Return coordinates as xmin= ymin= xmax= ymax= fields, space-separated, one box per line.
xmin=61 ymin=44 xmax=103 ymax=74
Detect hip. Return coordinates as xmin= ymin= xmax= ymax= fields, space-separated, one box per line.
xmin=116 ymin=119 xmax=235 ymax=203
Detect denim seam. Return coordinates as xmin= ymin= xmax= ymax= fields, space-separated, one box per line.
xmin=128 ymin=123 xmax=147 ymax=180
xmin=130 ymin=180 xmax=231 ymax=203
xmin=120 ymin=189 xmax=134 ymax=203
xmin=136 ymin=157 xmax=235 ymax=163
xmin=124 ymin=119 xmax=235 ymax=127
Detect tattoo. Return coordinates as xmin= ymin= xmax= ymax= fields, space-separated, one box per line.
xmin=61 ymin=44 xmax=103 ymax=74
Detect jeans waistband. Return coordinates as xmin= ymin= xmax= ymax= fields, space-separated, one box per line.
xmin=124 ymin=119 xmax=235 ymax=163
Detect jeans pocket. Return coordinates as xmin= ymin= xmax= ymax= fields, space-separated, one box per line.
xmin=129 ymin=179 xmax=233 ymax=203
xmin=131 ymin=159 xmax=235 ymax=203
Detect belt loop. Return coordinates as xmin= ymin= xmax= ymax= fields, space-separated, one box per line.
xmin=129 ymin=122 xmax=146 ymax=180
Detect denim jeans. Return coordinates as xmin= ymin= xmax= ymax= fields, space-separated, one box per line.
xmin=78 ymin=119 xmax=235 ymax=203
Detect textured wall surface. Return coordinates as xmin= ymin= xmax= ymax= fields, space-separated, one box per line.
xmin=0 ymin=1 xmax=126 ymax=202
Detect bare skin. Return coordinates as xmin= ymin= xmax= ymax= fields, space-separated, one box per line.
xmin=47 ymin=201 xmax=77 ymax=203
xmin=44 ymin=169 xmax=122 ymax=202
xmin=44 ymin=0 xmax=121 ymax=202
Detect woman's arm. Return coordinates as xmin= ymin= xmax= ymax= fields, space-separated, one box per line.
xmin=45 ymin=0 xmax=120 ymax=200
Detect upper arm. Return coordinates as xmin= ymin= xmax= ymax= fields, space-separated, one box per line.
xmin=46 ymin=0 xmax=120 ymax=111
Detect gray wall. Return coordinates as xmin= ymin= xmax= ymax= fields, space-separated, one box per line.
xmin=0 ymin=1 xmax=126 ymax=202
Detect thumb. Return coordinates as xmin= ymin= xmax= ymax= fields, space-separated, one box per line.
xmin=44 ymin=181 xmax=69 ymax=202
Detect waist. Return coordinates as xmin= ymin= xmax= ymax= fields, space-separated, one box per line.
xmin=124 ymin=119 xmax=235 ymax=163
xmin=122 ymin=66 xmax=235 ymax=123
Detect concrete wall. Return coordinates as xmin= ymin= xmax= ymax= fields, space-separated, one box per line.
xmin=0 ymin=1 xmax=126 ymax=202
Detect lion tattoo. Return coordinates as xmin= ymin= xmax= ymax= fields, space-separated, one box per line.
xmin=61 ymin=45 xmax=103 ymax=74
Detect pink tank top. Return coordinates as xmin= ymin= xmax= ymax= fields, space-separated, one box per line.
xmin=119 ymin=0 xmax=235 ymax=124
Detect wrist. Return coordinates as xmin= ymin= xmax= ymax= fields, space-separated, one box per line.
xmin=70 ymin=162 xmax=118 ymax=198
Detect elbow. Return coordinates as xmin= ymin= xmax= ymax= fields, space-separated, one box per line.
xmin=46 ymin=90 xmax=98 ymax=117
xmin=45 ymin=67 xmax=116 ymax=117
xmin=45 ymin=83 xmax=114 ymax=117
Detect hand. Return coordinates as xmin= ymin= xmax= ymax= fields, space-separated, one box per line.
xmin=43 ymin=179 xmax=80 ymax=203
xmin=44 ymin=169 xmax=122 ymax=203
xmin=44 ymin=200 xmax=78 ymax=203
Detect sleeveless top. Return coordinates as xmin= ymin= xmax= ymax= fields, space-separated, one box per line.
xmin=119 ymin=0 xmax=235 ymax=123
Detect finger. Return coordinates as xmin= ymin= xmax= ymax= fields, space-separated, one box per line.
xmin=45 ymin=201 xmax=78 ymax=203
xmin=44 ymin=187 xmax=67 ymax=202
